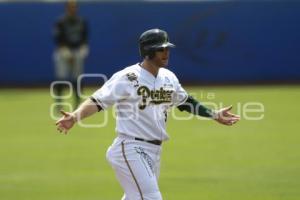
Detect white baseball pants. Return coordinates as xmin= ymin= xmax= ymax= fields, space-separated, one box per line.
xmin=106 ymin=135 xmax=163 ymax=200
xmin=53 ymin=49 xmax=85 ymax=81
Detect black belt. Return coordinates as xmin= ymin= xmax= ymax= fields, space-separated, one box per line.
xmin=135 ymin=137 xmax=162 ymax=146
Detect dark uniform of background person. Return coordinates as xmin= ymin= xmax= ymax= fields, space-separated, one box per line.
xmin=53 ymin=0 xmax=89 ymax=112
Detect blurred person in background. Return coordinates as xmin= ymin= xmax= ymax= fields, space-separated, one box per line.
xmin=53 ymin=0 xmax=89 ymax=112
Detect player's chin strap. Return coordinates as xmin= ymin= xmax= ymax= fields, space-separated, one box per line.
xmin=177 ymin=95 xmax=216 ymax=119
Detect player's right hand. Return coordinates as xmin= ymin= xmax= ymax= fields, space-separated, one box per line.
xmin=59 ymin=47 xmax=72 ymax=59
xmin=55 ymin=110 xmax=76 ymax=134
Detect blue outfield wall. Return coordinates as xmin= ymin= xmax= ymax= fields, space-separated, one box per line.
xmin=0 ymin=1 xmax=300 ymax=85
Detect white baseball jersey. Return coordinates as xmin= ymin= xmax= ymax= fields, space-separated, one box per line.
xmin=92 ymin=63 xmax=188 ymax=141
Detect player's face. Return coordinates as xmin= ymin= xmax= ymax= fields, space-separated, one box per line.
xmin=66 ymin=2 xmax=78 ymax=16
xmin=152 ymin=47 xmax=170 ymax=68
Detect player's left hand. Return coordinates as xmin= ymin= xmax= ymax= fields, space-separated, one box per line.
xmin=213 ymin=105 xmax=240 ymax=126
xmin=79 ymin=45 xmax=89 ymax=58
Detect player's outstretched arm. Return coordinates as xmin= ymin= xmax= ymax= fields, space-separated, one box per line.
xmin=55 ymin=98 xmax=100 ymax=134
xmin=177 ymin=95 xmax=240 ymax=126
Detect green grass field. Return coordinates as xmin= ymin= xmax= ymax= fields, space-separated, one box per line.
xmin=1 ymin=86 xmax=300 ymax=200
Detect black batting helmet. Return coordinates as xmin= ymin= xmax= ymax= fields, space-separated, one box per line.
xmin=139 ymin=28 xmax=175 ymax=59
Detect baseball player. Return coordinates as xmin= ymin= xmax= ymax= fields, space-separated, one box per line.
xmin=55 ymin=29 xmax=240 ymax=200
xmin=53 ymin=0 xmax=89 ymax=111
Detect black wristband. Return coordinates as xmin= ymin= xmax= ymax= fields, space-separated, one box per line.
xmin=177 ymin=95 xmax=214 ymax=118
xmin=90 ymin=97 xmax=103 ymax=112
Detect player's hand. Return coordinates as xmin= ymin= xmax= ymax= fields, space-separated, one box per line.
xmin=55 ymin=110 xmax=76 ymax=134
xmin=59 ymin=47 xmax=72 ymax=59
xmin=79 ymin=45 xmax=89 ymax=58
xmin=213 ymin=105 xmax=240 ymax=126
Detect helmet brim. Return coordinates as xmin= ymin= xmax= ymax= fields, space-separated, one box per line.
xmin=145 ymin=42 xmax=176 ymax=50
xmin=159 ymin=42 xmax=175 ymax=48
